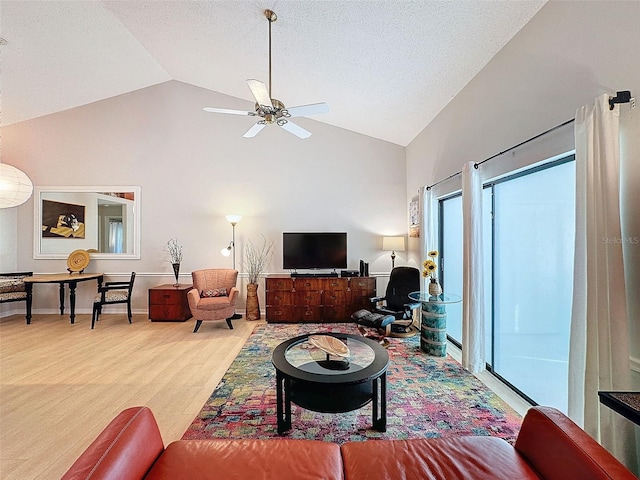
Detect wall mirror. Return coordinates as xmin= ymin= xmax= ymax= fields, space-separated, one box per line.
xmin=33 ymin=186 xmax=141 ymax=259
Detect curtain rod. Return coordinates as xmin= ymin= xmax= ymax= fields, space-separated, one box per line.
xmin=426 ymin=117 xmax=574 ymax=191
xmin=474 ymin=118 xmax=575 ymax=170
xmin=425 ymin=90 xmax=633 ymax=191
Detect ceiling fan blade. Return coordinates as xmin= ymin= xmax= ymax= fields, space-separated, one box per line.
xmin=243 ymin=122 xmax=267 ymax=138
xmin=279 ymin=120 xmax=312 ymax=139
xmin=203 ymin=107 xmax=255 ymax=116
xmin=285 ymin=103 xmax=330 ymax=118
xmin=247 ymin=79 xmax=273 ymax=108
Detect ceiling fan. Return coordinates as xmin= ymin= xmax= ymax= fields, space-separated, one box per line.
xmin=203 ymin=9 xmax=329 ymax=139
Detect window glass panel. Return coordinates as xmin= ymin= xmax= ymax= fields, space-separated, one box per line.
xmin=440 ymin=195 xmax=463 ymax=344
xmin=491 ymin=159 xmax=575 ymax=411
xmin=483 ymin=187 xmax=493 ymax=364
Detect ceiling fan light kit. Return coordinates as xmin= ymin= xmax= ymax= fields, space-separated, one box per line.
xmin=203 ymin=9 xmax=329 ymax=139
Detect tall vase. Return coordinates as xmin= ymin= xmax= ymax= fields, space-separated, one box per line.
xmin=246 ymin=283 xmax=261 ymax=321
xmin=172 ymin=263 xmax=180 ymax=287
xmin=428 ymin=278 xmax=442 ymax=297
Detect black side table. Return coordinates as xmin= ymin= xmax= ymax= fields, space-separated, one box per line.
xmin=598 ymin=391 xmax=640 ymax=426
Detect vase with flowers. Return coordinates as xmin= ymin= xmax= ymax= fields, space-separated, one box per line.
xmin=243 ymin=235 xmax=274 ymax=321
xmin=422 ymin=250 xmax=442 ymax=297
xmin=167 ymin=238 xmax=183 ymax=287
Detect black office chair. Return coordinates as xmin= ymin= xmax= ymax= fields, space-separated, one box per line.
xmin=92 ymin=272 xmax=135 ymax=329
xmin=352 ymin=266 xmax=421 ymax=338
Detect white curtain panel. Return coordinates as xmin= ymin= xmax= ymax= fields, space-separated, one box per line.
xmin=422 ymin=186 xmax=436 ymax=289
xmin=569 ymin=93 xmax=636 ymax=469
xmin=461 ymin=162 xmax=485 ymax=373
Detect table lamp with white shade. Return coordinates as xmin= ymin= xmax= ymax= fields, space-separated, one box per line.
xmin=382 ymin=236 xmax=405 ymax=269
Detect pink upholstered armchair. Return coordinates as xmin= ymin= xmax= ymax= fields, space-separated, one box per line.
xmin=187 ymin=269 xmax=239 ymax=332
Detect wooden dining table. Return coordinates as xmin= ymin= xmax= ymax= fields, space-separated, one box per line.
xmin=24 ymin=273 xmax=104 ymax=324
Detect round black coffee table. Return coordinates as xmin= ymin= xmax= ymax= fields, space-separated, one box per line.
xmin=272 ymin=333 xmax=389 ymax=434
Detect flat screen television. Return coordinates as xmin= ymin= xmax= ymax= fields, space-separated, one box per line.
xmin=283 ymin=232 xmax=347 ymax=270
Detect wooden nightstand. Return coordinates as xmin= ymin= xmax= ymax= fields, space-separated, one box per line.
xmin=149 ymin=284 xmax=193 ymax=322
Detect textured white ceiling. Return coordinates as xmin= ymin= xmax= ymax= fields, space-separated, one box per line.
xmin=0 ymin=0 xmax=546 ymax=146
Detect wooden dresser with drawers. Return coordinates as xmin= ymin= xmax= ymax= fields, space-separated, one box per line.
xmin=265 ymin=275 xmax=375 ymax=323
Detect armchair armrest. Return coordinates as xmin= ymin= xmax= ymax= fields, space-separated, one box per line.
xmin=187 ymin=288 xmax=200 ymax=310
xmin=370 ymin=295 xmax=385 ymax=303
xmin=61 ymin=406 xmax=164 ymax=480
xmin=515 ymin=406 xmax=637 ymax=480
xmin=404 ymin=301 xmax=421 ymax=310
xmin=99 ymin=282 xmax=131 ymax=291
xmin=227 ymin=286 xmax=239 ymax=305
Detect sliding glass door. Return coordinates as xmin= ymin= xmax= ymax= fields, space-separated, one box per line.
xmin=488 ymin=157 xmax=575 ymax=410
xmin=438 ymin=155 xmax=575 ymax=412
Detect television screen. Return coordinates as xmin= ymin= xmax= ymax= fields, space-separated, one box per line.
xmin=283 ymin=232 xmax=347 ymax=270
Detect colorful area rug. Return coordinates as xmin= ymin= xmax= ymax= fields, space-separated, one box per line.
xmin=182 ymin=322 xmax=522 ymax=444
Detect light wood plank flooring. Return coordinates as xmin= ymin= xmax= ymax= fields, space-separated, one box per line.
xmin=0 ymin=313 xmax=258 ymax=480
xmin=0 ymin=313 xmax=531 ymax=480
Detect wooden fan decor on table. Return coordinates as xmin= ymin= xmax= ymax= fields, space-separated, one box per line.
xmin=308 ymin=335 xmax=350 ymax=358
xmin=67 ymin=249 xmax=90 ymax=274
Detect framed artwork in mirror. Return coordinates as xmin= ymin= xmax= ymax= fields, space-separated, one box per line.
xmin=33 ymin=186 xmax=141 ymax=259
xmin=41 ymin=200 xmax=86 ymax=238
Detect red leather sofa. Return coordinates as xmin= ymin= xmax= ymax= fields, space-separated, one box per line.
xmin=62 ymin=405 xmax=637 ymax=480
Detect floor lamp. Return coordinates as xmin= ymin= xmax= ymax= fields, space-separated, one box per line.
xmin=221 ymin=214 xmax=242 ymax=319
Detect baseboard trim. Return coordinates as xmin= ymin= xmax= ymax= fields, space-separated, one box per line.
xmin=1 ymin=308 xmax=249 ymax=319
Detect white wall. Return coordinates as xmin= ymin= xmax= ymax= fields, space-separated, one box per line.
xmin=0 ymin=207 xmax=18 ymax=271
xmin=407 ymin=0 xmax=639 ymax=194
xmin=1 ymin=80 xmax=406 ymax=315
xmin=406 ymin=0 xmax=640 ymax=399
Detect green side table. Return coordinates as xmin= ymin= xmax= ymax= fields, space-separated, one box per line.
xmin=408 ymin=292 xmax=462 ymax=357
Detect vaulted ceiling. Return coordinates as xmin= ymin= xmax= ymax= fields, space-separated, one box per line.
xmin=0 ymin=0 xmax=546 ymax=146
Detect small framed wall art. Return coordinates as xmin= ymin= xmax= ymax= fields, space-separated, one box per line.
xmin=409 ymin=196 xmax=419 ymax=238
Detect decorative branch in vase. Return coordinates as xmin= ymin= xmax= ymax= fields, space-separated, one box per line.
xmin=166 ymin=238 xmax=183 ymax=287
xmin=244 ymin=235 xmax=274 ymax=321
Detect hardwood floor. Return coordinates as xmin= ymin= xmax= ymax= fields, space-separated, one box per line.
xmin=0 ymin=312 xmax=258 ymax=480
xmin=0 ymin=313 xmax=532 ymax=480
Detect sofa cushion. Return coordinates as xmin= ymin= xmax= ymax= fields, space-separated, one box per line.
xmin=145 ymin=439 xmax=343 ymax=480
xmin=0 ymin=276 xmax=26 ymax=294
xmin=195 ymin=296 xmax=232 ymax=311
xmin=93 ymin=290 xmax=129 ymax=303
xmin=341 ymin=436 xmax=541 ymax=480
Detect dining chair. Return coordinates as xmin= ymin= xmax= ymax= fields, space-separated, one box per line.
xmin=91 ymin=272 xmax=136 ymax=329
